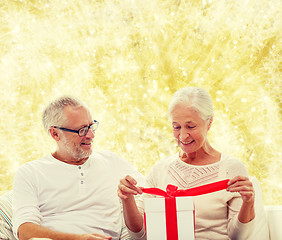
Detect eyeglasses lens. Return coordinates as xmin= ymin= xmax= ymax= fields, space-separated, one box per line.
xmin=79 ymin=127 xmax=88 ymax=137
xmin=78 ymin=122 xmax=98 ymax=137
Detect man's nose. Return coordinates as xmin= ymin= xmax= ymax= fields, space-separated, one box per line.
xmin=85 ymin=128 xmax=95 ymax=138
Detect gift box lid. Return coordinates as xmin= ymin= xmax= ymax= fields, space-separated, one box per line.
xmin=144 ymin=196 xmax=194 ymax=213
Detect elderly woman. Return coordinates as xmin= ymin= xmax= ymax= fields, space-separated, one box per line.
xmin=118 ymin=87 xmax=260 ymax=240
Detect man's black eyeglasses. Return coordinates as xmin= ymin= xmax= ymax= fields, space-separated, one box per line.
xmin=53 ymin=120 xmax=99 ymax=137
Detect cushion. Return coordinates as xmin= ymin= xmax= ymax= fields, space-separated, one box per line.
xmin=120 ymin=225 xmax=133 ymax=240
xmin=0 ymin=191 xmax=16 ymax=239
xmin=120 ymin=199 xmax=133 ymax=240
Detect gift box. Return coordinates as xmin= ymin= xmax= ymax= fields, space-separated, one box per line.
xmin=142 ymin=179 xmax=230 ymax=240
xmin=144 ymin=196 xmax=194 ymax=240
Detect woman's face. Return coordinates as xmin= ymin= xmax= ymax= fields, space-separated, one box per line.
xmin=171 ymin=104 xmax=211 ymax=154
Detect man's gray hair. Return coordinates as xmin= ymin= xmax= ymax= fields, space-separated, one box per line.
xmin=42 ymin=96 xmax=85 ymax=133
xmin=168 ymin=87 xmax=214 ymax=121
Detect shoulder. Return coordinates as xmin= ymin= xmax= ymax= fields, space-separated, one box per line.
xmin=220 ymin=153 xmax=249 ymax=178
xmin=147 ymin=153 xmax=178 ymax=180
xmin=92 ymin=150 xmax=144 ymax=184
xmin=91 ymin=150 xmax=143 ymax=176
xmin=150 ymin=153 xmax=178 ymax=172
xmin=91 ymin=150 xmax=125 ymax=164
xmin=16 ymin=155 xmax=51 ymax=174
xmin=145 ymin=153 xmax=179 ymax=188
xmin=13 ymin=155 xmax=52 ymax=189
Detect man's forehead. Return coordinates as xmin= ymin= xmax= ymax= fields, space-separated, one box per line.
xmin=63 ymin=106 xmax=92 ymax=126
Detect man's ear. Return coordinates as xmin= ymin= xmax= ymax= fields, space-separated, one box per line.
xmin=208 ymin=116 xmax=213 ymax=130
xmin=49 ymin=127 xmax=60 ymax=141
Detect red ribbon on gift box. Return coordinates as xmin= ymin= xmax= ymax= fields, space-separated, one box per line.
xmin=141 ymin=179 xmax=230 ymax=240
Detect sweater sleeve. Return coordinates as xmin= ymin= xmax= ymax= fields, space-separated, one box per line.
xmin=224 ymin=155 xmax=256 ymax=240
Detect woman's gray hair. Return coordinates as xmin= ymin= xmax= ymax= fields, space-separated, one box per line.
xmin=168 ymin=87 xmax=214 ymax=121
xmin=42 ymin=96 xmax=86 ymax=133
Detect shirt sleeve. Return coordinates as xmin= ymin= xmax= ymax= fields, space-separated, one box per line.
xmin=109 ymin=151 xmax=145 ymax=185
xmin=109 ymin=151 xmax=146 ymax=239
xmin=12 ymin=163 xmax=42 ymax=239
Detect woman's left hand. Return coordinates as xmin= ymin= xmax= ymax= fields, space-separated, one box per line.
xmin=227 ymin=176 xmax=255 ymax=204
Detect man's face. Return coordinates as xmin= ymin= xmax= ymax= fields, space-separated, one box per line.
xmin=56 ymin=106 xmax=95 ymax=165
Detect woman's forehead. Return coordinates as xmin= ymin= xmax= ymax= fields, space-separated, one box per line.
xmin=171 ymin=105 xmax=204 ymax=122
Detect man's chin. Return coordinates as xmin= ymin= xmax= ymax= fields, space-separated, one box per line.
xmin=79 ymin=149 xmax=92 ymax=159
xmin=73 ymin=152 xmax=92 ymax=165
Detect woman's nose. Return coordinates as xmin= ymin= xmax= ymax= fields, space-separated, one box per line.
xmin=180 ymin=129 xmax=189 ymax=140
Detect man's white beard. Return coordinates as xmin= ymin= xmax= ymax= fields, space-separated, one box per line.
xmin=61 ymin=135 xmax=92 ymax=160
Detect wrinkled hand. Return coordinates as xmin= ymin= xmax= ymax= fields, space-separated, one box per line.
xmin=118 ymin=175 xmax=143 ymax=200
xmin=80 ymin=233 xmax=112 ymax=240
xmin=227 ymin=176 xmax=255 ymax=204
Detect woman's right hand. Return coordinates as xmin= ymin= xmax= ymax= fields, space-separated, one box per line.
xmin=118 ymin=175 xmax=143 ymax=200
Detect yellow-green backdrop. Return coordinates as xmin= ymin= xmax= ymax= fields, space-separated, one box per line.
xmin=0 ymin=0 xmax=281 ymax=205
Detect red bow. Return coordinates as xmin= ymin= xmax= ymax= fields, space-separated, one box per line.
xmin=141 ymin=179 xmax=230 ymax=197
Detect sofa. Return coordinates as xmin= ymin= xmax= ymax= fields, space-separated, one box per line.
xmin=1 ymin=177 xmax=281 ymax=239
xmin=0 ymin=191 xmax=15 ymax=240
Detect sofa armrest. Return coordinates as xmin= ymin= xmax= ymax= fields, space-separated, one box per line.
xmin=265 ymin=205 xmax=282 ymax=240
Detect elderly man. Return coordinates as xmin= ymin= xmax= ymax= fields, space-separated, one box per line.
xmin=12 ymin=96 xmax=144 ymax=240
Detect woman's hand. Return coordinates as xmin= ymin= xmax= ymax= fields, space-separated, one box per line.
xmin=118 ymin=175 xmax=143 ymax=200
xmin=227 ymin=176 xmax=255 ymax=204
xmin=227 ymin=175 xmax=256 ymax=223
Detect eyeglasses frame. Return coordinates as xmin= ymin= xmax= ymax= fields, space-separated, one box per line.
xmin=52 ymin=120 xmax=99 ymax=137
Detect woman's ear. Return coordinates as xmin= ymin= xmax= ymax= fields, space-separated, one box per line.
xmin=208 ymin=116 xmax=213 ymax=130
xmin=49 ymin=127 xmax=60 ymax=141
